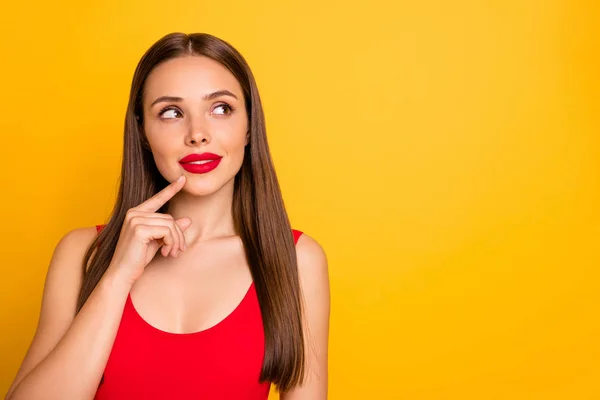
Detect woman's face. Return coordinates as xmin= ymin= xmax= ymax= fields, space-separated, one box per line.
xmin=142 ymin=55 xmax=248 ymax=196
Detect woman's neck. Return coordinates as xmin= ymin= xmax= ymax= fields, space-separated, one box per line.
xmin=165 ymin=180 xmax=236 ymax=244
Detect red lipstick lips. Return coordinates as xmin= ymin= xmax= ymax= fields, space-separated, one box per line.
xmin=179 ymin=153 xmax=222 ymax=174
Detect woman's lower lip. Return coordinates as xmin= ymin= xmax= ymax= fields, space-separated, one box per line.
xmin=180 ymin=158 xmax=222 ymax=174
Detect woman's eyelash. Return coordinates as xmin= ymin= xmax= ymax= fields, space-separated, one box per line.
xmin=158 ymin=103 xmax=235 ymax=118
xmin=159 ymin=107 xmax=183 ymax=118
xmin=214 ymin=103 xmax=235 ymax=114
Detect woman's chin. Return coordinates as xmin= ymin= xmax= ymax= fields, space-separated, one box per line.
xmin=181 ymin=177 xmax=233 ymax=197
xmin=182 ymin=184 xmax=218 ymax=197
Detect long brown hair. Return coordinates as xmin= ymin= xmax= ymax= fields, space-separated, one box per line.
xmin=77 ymin=32 xmax=305 ymax=391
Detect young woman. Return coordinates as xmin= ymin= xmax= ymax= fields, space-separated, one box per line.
xmin=6 ymin=32 xmax=330 ymax=400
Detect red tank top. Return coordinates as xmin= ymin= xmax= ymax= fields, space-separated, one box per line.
xmin=93 ymin=224 xmax=303 ymax=399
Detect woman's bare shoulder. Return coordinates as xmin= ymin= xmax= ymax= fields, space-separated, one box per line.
xmin=48 ymin=226 xmax=102 ymax=280
xmin=295 ymin=233 xmax=327 ymax=272
xmin=58 ymin=226 xmax=100 ymax=247
xmin=36 ymin=224 xmax=102 ymax=332
xmin=294 ymin=232 xmax=329 ymax=297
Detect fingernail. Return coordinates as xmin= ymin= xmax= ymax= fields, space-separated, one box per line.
xmin=177 ymin=176 xmax=184 ymax=182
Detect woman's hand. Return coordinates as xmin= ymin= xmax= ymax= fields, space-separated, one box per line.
xmin=108 ymin=175 xmax=192 ymax=284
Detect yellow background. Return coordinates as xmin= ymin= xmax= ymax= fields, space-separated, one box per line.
xmin=1 ymin=1 xmax=599 ymax=399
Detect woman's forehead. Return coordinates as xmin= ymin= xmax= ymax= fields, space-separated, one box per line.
xmin=143 ymin=56 xmax=243 ymax=102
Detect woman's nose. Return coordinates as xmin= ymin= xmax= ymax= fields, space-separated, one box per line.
xmin=186 ymin=115 xmax=211 ymax=145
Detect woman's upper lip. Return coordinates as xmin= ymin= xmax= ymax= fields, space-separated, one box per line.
xmin=179 ymin=153 xmax=222 ymax=163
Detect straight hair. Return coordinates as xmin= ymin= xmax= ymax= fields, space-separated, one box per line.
xmin=77 ymin=32 xmax=305 ymax=391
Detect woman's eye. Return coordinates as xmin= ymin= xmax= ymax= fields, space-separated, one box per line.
xmin=160 ymin=108 xmax=182 ymax=119
xmin=213 ymin=104 xmax=233 ymax=115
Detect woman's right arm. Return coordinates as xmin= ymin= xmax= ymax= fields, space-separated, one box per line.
xmin=5 ymin=175 xmax=191 ymax=400
xmin=5 ymin=226 xmax=133 ymax=400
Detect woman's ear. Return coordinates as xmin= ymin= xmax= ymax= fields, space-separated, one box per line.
xmin=245 ymin=130 xmax=250 ymax=146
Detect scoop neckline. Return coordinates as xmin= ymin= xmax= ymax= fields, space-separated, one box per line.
xmin=126 ymin=281 xmax=255 ymax=337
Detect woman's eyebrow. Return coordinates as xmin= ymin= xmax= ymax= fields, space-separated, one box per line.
xmin=150 ymin=90 xmax=239 ymax=107
xmin=151 ymin=96 xmax=183 ymax=106
xmin=203 ymin=89 xmax=238 ymax=101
